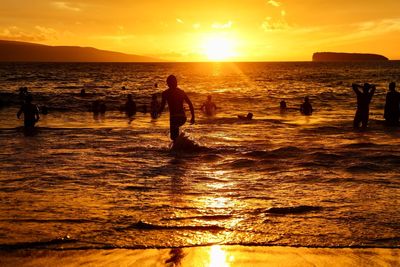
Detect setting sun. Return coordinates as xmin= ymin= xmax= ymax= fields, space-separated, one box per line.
xmin=202 ymin=36 xmax=237 ymax=61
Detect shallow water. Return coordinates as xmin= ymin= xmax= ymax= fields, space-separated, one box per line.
xmin=0 ymin=62 xmax=400 ymax=249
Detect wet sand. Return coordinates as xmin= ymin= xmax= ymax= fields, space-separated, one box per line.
xmin=0 ymin=246 xmax=399 ymax=267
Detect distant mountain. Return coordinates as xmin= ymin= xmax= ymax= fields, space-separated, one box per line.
xmin=313 ymin=52 xmax=388 ymax=62
xmin=0 ymin=40 xmax=164 ymax=62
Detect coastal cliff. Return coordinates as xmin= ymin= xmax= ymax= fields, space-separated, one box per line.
xmin=313 ymin=52 xmax=388 ymax=62
xmin=0 ymin=40 xmax=163 ymax=62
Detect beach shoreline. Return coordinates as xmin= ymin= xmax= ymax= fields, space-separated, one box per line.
xmin=0 ymin=245 xmax=399 ymax=267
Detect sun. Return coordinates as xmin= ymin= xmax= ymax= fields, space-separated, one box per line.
xmin=202 ymin=36 xmax=236 ymax=61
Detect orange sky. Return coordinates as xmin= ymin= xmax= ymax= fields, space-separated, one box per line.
xmin=1 ymin=0 xmax=400 ymax=61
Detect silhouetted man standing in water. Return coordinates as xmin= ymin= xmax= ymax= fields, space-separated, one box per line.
xmin=17 ymin=94 xmax=40 ymax=133
xmin=384 ymin=82 xmax=400 ymax=126
xmin=159 ymin=75 xmax=195 ymax=141
xmin=352 ymin=83 xmax=375 ymax=129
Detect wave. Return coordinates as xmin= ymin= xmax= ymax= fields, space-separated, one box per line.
xmin=120 ymin=220 xmax=226 ymax=231
xmin=265 ymin=205 xmax=323 ymax=215
xmin=0 ymin=236 xmax=77 ymax=250
xmin=162 ymin=215 xmax=233 ymax=221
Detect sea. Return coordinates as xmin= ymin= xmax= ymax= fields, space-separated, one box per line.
xmin=0 ymin=61 xmax=399 ymax=250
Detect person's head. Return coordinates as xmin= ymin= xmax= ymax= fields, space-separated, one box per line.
xmin=247 ymin=112 xmax=253 ymax=119
xmin=25 ymin=94 xmax=33 ymax=103
xmin=152 ymin=94 xmax=157 ymax=100
xmin=363 ymin=83 xmax=371 ymax=93
xmin=127 ymin=94 xmax=133 ymax=101
xmin=280 ymin=100 xmax=287 ymax=108
xmin=304 ymin=96 xmax=309 ymax=103
xmin=389 ymin=82 xmax=396 ymax=91
xmin=167 ymin=75 xmax=178 ymax=89
xmin=207 ymin=95 xmax=212 ymax=101
xmin=80 ymin=88 xmax=86 ymax=95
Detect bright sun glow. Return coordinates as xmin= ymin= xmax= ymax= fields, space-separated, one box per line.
xmin=202 ymin=36 xmax=236 ymax=61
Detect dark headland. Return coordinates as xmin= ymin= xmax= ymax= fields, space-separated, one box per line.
xmin=0 ymin=40 xmax=164 ymax=62
xmin=313 ymin=52 xmax=388 ymax=62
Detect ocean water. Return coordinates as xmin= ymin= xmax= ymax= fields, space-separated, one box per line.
xmin=0 ymin=62 xmax=400 ymax=249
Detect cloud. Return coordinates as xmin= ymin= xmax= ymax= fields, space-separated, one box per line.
xmin=261 ymin=17 xmax=290 ymax=31
xmin=0 ymin=25 xmax=69 ymax=42
xmin=267 ymin=0 xmax=281 ymax=7
xmin=192 ymin=23 xmax=201 ymax=29
xmin=212 ymin=21 xmax=233 ymax=29
xmin=52 ymin=1 xmax=81 ymax=12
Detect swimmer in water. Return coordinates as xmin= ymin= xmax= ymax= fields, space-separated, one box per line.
xmin=158 ymin=75 xmax=195 ymax=141
xmin=300 ymin=96 xmax=313 ymax=116
xmin=238 ymin=112 xmax=253 ymax=120
xmin=125 ymin=94 xmax=137 ymax=118
xmin=201 ymin=95 xmax=217 ymax=116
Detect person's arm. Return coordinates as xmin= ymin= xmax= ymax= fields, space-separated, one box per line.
xmin=370 ymin=85 xmax=376 ymax=97
xmin=158 ymin=93 xmax=166 ymax=115
xmin=184 ymin=94 xmax=195 ymax=124
xmin=352 ymin=84 xmax=361 ymax=95
xmin=17 ymin=107 xmax=23 ymax=119
xmin=35 ymin=105 xmax=40 ymax=122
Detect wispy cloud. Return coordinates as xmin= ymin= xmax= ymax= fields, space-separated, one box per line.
xmin=192 ymin=23 xmax=201 ymax=29
xmin=52 ymin=1 xmax=81 ymax=12
xmin=212 ymin=21 xmax=233 ymax=29
xmin=261 ymin=17 xmax=290 ymax=31
xmin=0 ymin=25 xmax=69 ymax=42
xmin=267 ymin=0 xmax=281 ymax=7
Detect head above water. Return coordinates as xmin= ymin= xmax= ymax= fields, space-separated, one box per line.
xmin=207 ymin=95 xmax=212 ymax=101
xmin=127 ymin=94 xmax=133 ymax=100
xmin=247 ymin=112 xmax=253 ymax=119
xmin=389 ymin=82 xmax=396 ymax=91
xmin=304 ymin=96 xmax=309 ymax=102
xmin=167 ymin=75 xmax=178 ymax=89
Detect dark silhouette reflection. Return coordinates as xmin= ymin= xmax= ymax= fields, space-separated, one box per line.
xmin=238 ymin=112 xmax=253 ymax=120
xmin=150 ymin=94 xmax=160 ymax=119
xmin=201 ymin=95 xmax=217 ymax=116
xmin=280 ymin=100 xmax=287 ymax=112
xmin=17 ymin=94 xmax=40 ymax=135
xmin=352 ymin=83 xmax=375 ymax=129
xmin=165 ymin=248 xmax=185 ymax=266
xmin=92 ymin=100 xmax=106 ymax=122
xmin=158 ymin=75 xmax=195 ymax=141
xmin=300 ymin=96 xmax=313 ymax=115
xmin=384 ymin=82 xmax=400 ymax=126
xmin=125 ymin=94 xmax=137 ymax=118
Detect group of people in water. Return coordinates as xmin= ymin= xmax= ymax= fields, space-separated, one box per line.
xmin=16 ymin=75 xmax=400 ymax=140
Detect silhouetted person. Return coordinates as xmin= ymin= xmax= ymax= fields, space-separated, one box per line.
xmin=352 ymin=83 xmax=375 ymax=129
xmin=300 ymin=96 xmax=313 ymax=115
xmin=99 ymin=102 xmax=107 ymax=114
xmin=201 ymin=95 xmax=217 ymax=116
xmin=150 ymin=94 xmax=160 ymax=119
xmin=384 ymin=82 xmax=400 ymax=126
xmin=142 ymin=105 xmax=147 ymax=114
xmin=280 ymin=100 xmax=287 ymax=111
xmin=238 ymin=112 xmax=253 ymax=120
xmin=80 ymin=89 xmax=86 ymax=97
xmin=158 ymin=75 xmax=195 ymax=141
xmin=17 ymin=95 xmax=40 ymax=130
xmin=125 ymin=94 xmax=137 ymax=117
xmin=92 ymin=100 xmax=100 ymax=115
xmin=18 ymin=87 xmax=29 ymax=100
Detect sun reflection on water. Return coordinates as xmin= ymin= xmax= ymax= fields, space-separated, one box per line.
xmin=208 ymin=245 xmax=232 ymax=267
